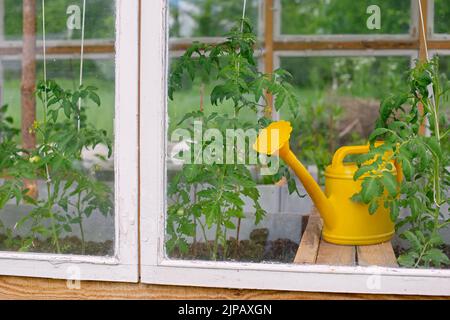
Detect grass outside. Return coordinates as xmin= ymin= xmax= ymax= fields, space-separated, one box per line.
xmin=3 ymin=77 xmax=115 ymax=140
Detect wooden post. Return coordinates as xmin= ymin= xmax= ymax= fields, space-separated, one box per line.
xmin=21 ymin=0 xmax=37 ymax=150
xmin=22 ymin=0 xmax=38 ymax=198
xmin=418 ymin=0 xmax=428 ymax=135
xmin=264 ymin=0 xmax=274 ymax=119
xmin=418 ymin=0 xmax=428 ymax=62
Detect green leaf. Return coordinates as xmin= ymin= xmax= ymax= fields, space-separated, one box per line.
xmin=424 ymin=136 xmax=441 ymax=160
xmin=381 ymin=171 xmax=398 ymax=197
xmin=62 ymin=100 xmax=72 ymax=118
xmin=423 ymin=248 xmax=450 ymax=267
xmin=369 ymin=128 xmax=390 ymax=141
xmin=360 ymin=177 xmax=383 ymax=203
xmin=224 ymin=220 xmax=236 ymax=230
xmin=89 ymin=92 xmax=101 ymax=106
xmin=351 ymin=193 xmax=363 ymax=203
xmin=399 ymin=156 xmax=413 ymax=180
xmin=274 ymin=90 xmax=286 ymax=111
xmin=397 ymin=252 xmax=417 ymax=267
xmin=390 ymin=200 xmax=400 ymax=221
xmin=354 ymin=164 xmax=375 ymax=181
xmin=403 ymin=230 xmax=421 ymax=250
xmin=368 ymin=200 xmax=379 ymax=215
xmin=180 ymin=222 xmax=196 ymax=237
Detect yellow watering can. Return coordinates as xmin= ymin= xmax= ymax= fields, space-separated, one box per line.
xmin=254 ymin=121 xmax=401 ymax=245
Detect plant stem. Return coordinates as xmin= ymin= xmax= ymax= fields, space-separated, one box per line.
xmin=46 ymin=182 xmax=61 ymax=254
xmin=212 ymin=167 xmax=227 ymax=260
xmin=236 ymin=217 xmax=241 ymax=245
xmin=223 ymin=226 xmax=228 ymax=259
xmin=76 ymin=192 xmax=86 ymax=255
xmin=414 ymin=71 xmax=444 ymax=268
xmin=213 ymin=224 xmax=220 ymax=260
xmin=196 ymin=217 xmax=210 ymax=253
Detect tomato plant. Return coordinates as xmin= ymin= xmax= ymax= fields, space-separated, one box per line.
xmin=0 ymin=105 xmax=19 ymax=143
xmin=0 ymin=80 xmax=113 ymax=254
xmin=167 ymin=19 xmax=300 ymax=260
xmin=353 ymin=57 xmax=449 ymax=268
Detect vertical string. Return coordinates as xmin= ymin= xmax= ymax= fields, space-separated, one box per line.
xmin=418 ymin=0 xmax=433 ymax=137
xmin=240 ymin=0 xmax=247 ymax=32
xmin=41 ymin=0 xmax=47 ymax=111
xmin=236 ymin=0 xmax=247 ymax=77
xmin=77 ymin=0 xmax=86 ymax=131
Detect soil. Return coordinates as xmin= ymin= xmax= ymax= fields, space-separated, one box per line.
xmin=0 ymin=234 xmax=114 ymax=256
xmin=170 ymin=228 xmax=299 ymax=263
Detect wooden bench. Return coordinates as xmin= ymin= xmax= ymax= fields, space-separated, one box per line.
xmin=294 ymin=208 xmax=398 ymax=267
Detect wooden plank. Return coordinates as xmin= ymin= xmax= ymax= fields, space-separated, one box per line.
xmin=273 ymin=40 xmax=419 ymax=51
xmin=21 ymin=0 xmax=37 ymax=151
xmin=169 ymin=40 xmax=450 ymax=52
xmin=294 ymin=210 xmax=322 ymax=264
xmin=357 ymin=242 xmax=399 ymax=268
xmin=428 ymin=41 xmax=450 ymax=50
xmin=316 ymin=241 xmax=356 ymax=266
xmin=0 ymin=276 xmax=445 ymax=300
xmin=0 ymin=44 xmax=114 ymax=56
xmin=418 ymin=0 xmax=428 ymax=61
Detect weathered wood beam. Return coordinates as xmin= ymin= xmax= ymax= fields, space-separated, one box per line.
xmin=273 ymin=40 xmax=419 ymax=51
xmin=0 ymin=275 xmax=446 ymax=300
xmin=21 ymin=0 xmax=36 ymax=150
xmin=0 ymin=43 xmax=115 ymax=56
xmin=264 ymin=0 xmax=274 ymax=118
xmin=170 ymin=40 xmax=450 ymax=52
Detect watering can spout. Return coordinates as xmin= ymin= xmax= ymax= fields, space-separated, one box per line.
xmin=253 ymin=121 xmax=336 ymax=231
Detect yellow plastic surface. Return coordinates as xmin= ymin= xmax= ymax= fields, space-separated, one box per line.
xmin=254 ymin=121 xmax=399 ymax=245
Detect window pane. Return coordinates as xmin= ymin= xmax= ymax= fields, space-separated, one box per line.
xmin=0 ymin=2 xmax=115 ymax=256
xmin=434 ymin=0 xmax=450 ymax=34
xmin=169 ymin=0 xmax=260 ymax=38
xmin=279 ymin=56 xmax=410 ymax=174
xmin=165 ymin=2 xmax=449 ymax=269
xmin=4 ymin=0 xmax=115 ymax=40
xmin=280 ymin=0 xmax=411 ymax=35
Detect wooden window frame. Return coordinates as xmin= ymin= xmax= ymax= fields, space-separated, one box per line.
xmin=0 ymin=0 xmax=139 ymax=282
xmin=139 ymin=0 xmax=450 ymax=296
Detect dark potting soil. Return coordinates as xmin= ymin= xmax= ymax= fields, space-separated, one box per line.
xmin=0 ymin=234 xmax=114 ymax=256
xmin=170 ymin=228 xmax=299 ymax=263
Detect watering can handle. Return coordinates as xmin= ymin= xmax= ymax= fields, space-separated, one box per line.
xmin=332 ymin=145 xmax=403 ymax=183
xmin=331 ymin=145 xmax=370 ymax=168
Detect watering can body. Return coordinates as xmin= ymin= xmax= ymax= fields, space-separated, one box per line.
xmin=322 ymin=146 xmax=395 ymax=245
xmin=254 ymin=121 xmax=398 ymax=246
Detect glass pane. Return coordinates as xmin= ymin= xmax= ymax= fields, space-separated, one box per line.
xmin=0 ymin=2 xmax=115 ymax=256
xmin=165 ymin=1 xmax=449 ymax=269
xmin=4 ymin=0 xmax=115 ymax=40
xmin=434 ymin=0 xmax=450 ymax=34
xmin=169 ymin=0 xmax=260 ymax=38
xmin=280 ymin=0 xmax=411 ymax=35
xmin=279 ymin=56 xmax=411 ymax=179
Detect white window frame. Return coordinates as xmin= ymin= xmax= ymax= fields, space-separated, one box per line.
xmin=140 ymin=0 xmax=450 ymax=296
xmin=274 ymin=0 xmax=419 ymax=42
xmin=0 ymin=0 xmax=139 ymax=282
xmin=428 ymin=0 xmax=450 ymax=40
xmin=168 ymin=0 xmax=265 ymax=44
